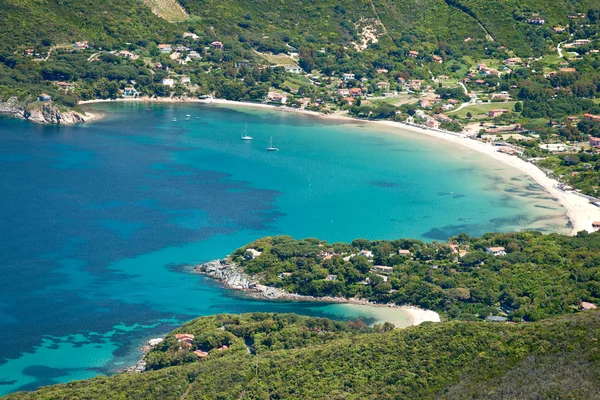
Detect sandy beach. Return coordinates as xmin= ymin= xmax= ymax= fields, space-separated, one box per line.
xmin=79 ymin=97 xmax=600 ymax=234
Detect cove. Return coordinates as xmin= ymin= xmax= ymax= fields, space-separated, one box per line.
xmin=0 ymin=102 xmax=568 ymax=395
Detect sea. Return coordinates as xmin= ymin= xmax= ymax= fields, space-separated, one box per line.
xmin=0 ymin=102 xmax=568 ymax=395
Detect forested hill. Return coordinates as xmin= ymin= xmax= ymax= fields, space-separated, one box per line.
xmin=5 ymin=311 xmax=600 ymax=399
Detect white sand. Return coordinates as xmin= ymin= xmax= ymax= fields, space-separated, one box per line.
xmin=79 ymin=97 xmax=600 ymax=234
xmin=326 ymin=303 xmax=441 ymax=328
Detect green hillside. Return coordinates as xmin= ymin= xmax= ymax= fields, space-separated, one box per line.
xmin=5 ymin=311 xmax=600 ymax=399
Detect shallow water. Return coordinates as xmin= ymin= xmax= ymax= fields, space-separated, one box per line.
xmin=0 ymin=103 xmax=568 ymax=394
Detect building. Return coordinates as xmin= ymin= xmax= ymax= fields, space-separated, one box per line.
xmin=325 ymin=274 xmax=337 ymax=281
xmin=408 ymin=50 xmax=419 ymax=58
xmin=432 ymin=55 xmax=443 ymax=63
xmin=573 ymin=39 xmax=591 ymax=46
xmin=180 ymin=76 xmax=191 ymax=84
xmin=284 ymin=65 xmax=302 ymax=74
xmin=158 ymin=44 xmax=172 ymax=53
xmin=425 ymin=118 xmax=441 ymax=129
xmin=590 ymin=137 xmax=600 ymax=148
xmin=123 ymin=87 xmax=138 ymax=97
xmin=486 ymin=316 xmax=508 ymax=322
xmin=553 ymin=27 xmax=566 ymax=33
xmin=359 ymin=249 xmax=373 ymax=258
xmin=559 ymin=67 xmax=577 ymax=73
xmin=211 ymin=41 xmax=224 ymax=49
xmin=118 ymin=50 xmax=136 ymax=59
xmin=342 ymin=73 xmax=355 ymax=81
xmin=581 ymin=301 xmax=597 ymax=310
xmin=372 ymin=265 xmax=394 ymax=274
xmin=39 ymin=93 xmax=51 ymax=102
xmin=24 ymin=48 xmax=34 ymax=56
xmin=540 ymin=143 xmax=572 ymax=152
xmin=486 ymin=247 xmax=506 ymax=256
xmin=175 ymin=333 xmax=195 ymax=346
xmin=376 ymin=81 xmax=390 ymax=91
xmin=398 ymin=249 xmax=411 ymax=256
xmin=376 ymin=68 xmax=388 ymax=74
xmin=409 ymin=80 xmax=424 ymax=90
xmin=527 ymin=18 xmax=545 ymax=25
xmin=488 ymin=109 xmax=508 ymax=118
xmin=73 ymin=41 xmax=89 ymax=50
xmin=187 ymin=51 xmax=201 ymax=59
xmin=245 ymin=248 xmax=262 ymax=259
xmin=161 ymin=78 xmax=174 ymax=86
xmin=183 ymin=32 xmax=199 ymax=40
xmin=584 ymin=113 xmax=600 ymax=122
xmin=267 ymin=92 xmax=287 ymax=104
xmin=193 ymin=350 xmax=209 ymax=358
xmin=349 ymin=88 xmax=362 ymax=97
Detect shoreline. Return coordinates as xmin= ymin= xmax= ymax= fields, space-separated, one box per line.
xmin=193 ymin=259 xmax=441 ymax=327
xmin=78 ymin=96 xmax=600 ymax=234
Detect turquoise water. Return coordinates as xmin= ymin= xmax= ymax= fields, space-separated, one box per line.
xmin=0 ymin=103 xmax=568 ymax=395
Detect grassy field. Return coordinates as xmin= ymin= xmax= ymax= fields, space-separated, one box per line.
xmin=371 ymin=94 xmax=418 ymax=106
xmin=143 ymin=0 xmax=188 ymax=22
xmin=254 ymin=50 xmax=298 ymax=66
xmin=450 ymin=101 xmax=516 ymax=118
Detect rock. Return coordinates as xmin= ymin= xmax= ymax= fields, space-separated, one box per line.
xmin=148 ymin=338 xmax=163 ymax=346
xmin=0 ymin=96 xmax=94 ymax=125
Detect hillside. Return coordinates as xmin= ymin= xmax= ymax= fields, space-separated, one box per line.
xmin=5 ymin=310 xmax=600 ymax=399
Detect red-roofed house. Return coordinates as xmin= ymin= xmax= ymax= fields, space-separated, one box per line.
xmin=409 ymin=50 xmax=419 ymax=58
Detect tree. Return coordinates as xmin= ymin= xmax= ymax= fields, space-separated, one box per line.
xmin=514 ymin=102 xmax=522 ymax=112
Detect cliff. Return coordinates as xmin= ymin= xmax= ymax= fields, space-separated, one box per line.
xmin=0 ymin=97 xmax=95 ymax=125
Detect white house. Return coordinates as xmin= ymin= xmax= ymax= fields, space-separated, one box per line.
xmin=486 ymin=247 xmax=506 ymax=256
xmin=342 ymin=73 xmax=355 ymax=81
xmin=123 ymin=87 xmax=138 ymax=97
xmin=161 ymin=78 xmax=174 ymax=86
xmin=183 ymin=32 xmax=199 ymax=40
xmin=284 ymin=65 xmax=302 ymax=74
xmin=180 ymin=76 xmax=191 ymax=84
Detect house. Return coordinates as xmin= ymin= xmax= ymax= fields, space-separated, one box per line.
xmin=425 ymin=118 xmax=441 ymax=129
xmin=376 ymin=68 xmax=389 ymax=74
xmin=193 ymin=350 xmax=209 ymax=358
xmin=409 ymin=80 xmax=424 ymax=90
xmin=398 ymin=249 xmax=411 ymax=256
xmin=408 ymin=50 xmax=419 ymax=58
xmin=342 ymin=73 xmax=355 ymax=81
xmin=170 ymin=52 xmax=181 ymax=60
xmin=118 ymin=50 xmax=136 ymax=59
xmin=180 ymin=76 xmax=191 ymax=84
xmin=39 ymin=93 xmax=51 ymax=102
xmin=590 ymin=136 xmax=600 ymax=148
xmin=349 ymin=88 xmax=362 ymax=97
xmin=435 ymin=113 xmax=453 ymax=123
xmin=359 ymin=249 xmax=373 ymax=258
xmin=486 ymin=247 xmax=506 ymax=256
xmin=161 ymin=78 xmax=174 ymax=86
xmin=376 ymin=81 xmax=390 ymax=91
xmin=73 ymin=41 xmax=88 ymax=50
xmin=24 ymin=48 xmax=34 ymax=56
xmin=573 ymin=39 xmax=591 ymax=46
xmin=448 ymin=99 xmax=459 ymax=105
xmin=211 ymin=41 xmax=224 ymax=49
xmin=267 ymin=92 xmax=287 ymax=104
xmin=325 ymin=274 xmax=337 ymax=281
xmin=158 ymin=44 xmax=172 ymax=53
xmin=123 ymin=87 xmax=138 ymax=97
xmin=56 ymin=82 xmax=74 ymax=91
xmin=188 ymin=51 xmax=201 ymax=59
xmin=217 ymin=345 xmax=229 ymax=350
xmin=486 ymin=316 xmax=508 ymax=322
xmin=245 ymin=248 xmax=262 ymax=259
xmin=491 ymin=93 xmax=511 ymax=100
xmin=504 ymin=57 xmax=522 ymax=66
xmin=175 ymin=333 xmax=195 ymax=346
xmin=175 ymin=45 xmax=189 ymax=52
xmin=559 ymin=67 xmax=576 ymax=73
xmin=581 ymin=301 xmax=597 ymax=310
xmin=488 ymin=109 xmax=508 ymax=118
xmin=584 ymin=113 xmax=600 ymax=122
xmin=284 ymin=65 xmax=302 ymax=74
xmin=183 ymin=32 xmax=199 ymax=40
xmin=372 ymin=265 xmax=394 ymax=274
xmin=432 ymin=55 xmax=443 ymax=63
xmin=553 ymin=27 xmax=566 ymax=33
xmin=527 ymin=18 xmax=545 ymax=25
xmin=540 ymin=143 xmax=572 ymax=152
xmin=279 ymin=272 xmax=292 ymax=279
xmin=337 ymin=88 xmax=350 ymax=97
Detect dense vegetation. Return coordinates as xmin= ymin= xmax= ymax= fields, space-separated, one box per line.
xmin=6 ymin=310 xmax=600 ymax=399
xmin=231 ymin=232 xmax=600 ymax=322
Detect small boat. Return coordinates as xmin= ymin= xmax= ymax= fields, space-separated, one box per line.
xmin=172 ymin=117 xmax=177 ymax=122
xmin=241 ymin=124 xmax=252 ymax=140
xmin=185 ymin=114 xmax=191 ymax=120
xmin=266 ymin=136 xmax=278 ymax=151
xmin=195 ymin=116 xmax=200 ymax=119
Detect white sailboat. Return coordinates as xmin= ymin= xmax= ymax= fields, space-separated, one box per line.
xmin=241 ymin=124 xmax=252 ymax=140
xmin=185 ymin=114 xmax=191 ymax=120
xmin=266 ymin=136 xmax=278 ymax=151
xmin=172 ymin=117 xmax=177 ymax=122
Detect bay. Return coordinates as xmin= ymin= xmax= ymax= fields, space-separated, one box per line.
xmin=0 ymin=102 xmax=568 ymax=394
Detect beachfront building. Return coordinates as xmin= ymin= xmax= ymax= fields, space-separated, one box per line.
xmin=486 ymin=247 xmax=506 ymax=256
xmin=123 ymin=87 xmax=138 ymax=97
xmin=267 ymin=92 xmax=287 ymax=104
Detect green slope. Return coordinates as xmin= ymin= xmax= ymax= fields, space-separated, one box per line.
xmin=5 ymin=311 xmax=600 ymax=399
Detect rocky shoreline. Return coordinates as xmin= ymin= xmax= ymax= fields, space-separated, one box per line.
xmin=193 ymin=258 xmax=395 ymax=307
xmin=0 ymin=96 xmax=96 ymax=125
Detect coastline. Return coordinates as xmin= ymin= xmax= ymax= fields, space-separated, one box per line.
xmin=78 ymin=96 xmax=600 ymax=234
xmin=193 ymin=259 xmax=441 ymax=327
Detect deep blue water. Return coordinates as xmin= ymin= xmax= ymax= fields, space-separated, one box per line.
xmin=0 ymin=103 xmax=568 ymax=394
